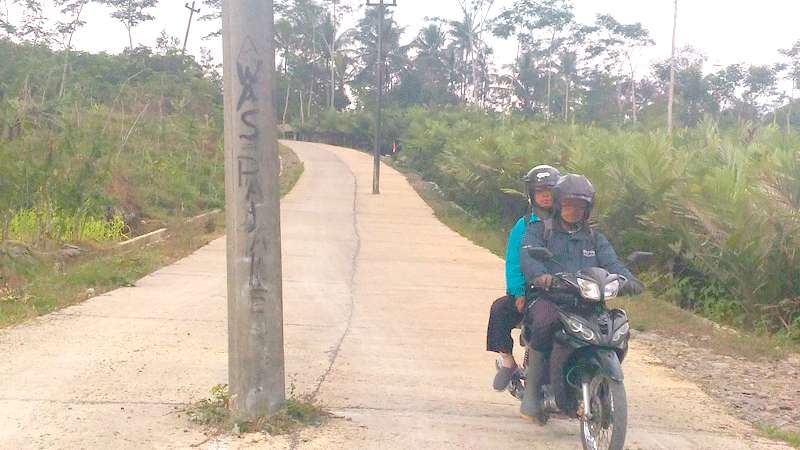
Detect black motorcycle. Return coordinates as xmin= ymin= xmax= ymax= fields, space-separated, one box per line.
xmin=499 ymin=247 xmax=650 ymax=450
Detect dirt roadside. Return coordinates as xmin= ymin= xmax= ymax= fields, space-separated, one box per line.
xmin=637 ymin=331 xmax=800 ymax=435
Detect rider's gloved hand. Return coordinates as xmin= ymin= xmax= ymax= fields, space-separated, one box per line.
xmin=623 ymin=277 xmax=645 ymax=295
xmin=534 ymin=274 xmax=553 ymax=289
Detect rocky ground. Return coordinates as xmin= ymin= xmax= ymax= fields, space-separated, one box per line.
xmin=636 ymin=330 xmax=800 ymax=432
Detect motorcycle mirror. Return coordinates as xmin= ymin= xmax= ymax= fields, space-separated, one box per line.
xmin=526 ymin=246 xmax=554 ymax=260
xmin=626 ymin=251 xmax=653 ymax=267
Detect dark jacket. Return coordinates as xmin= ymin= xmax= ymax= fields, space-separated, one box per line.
xmin=520 ymin=220 xmax=633 ymax=284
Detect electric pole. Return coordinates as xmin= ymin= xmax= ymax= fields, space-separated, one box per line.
xmin=329 ymin=0 xmax=339 ymax=111
xmin=366 ymin=0 xmax=396 ymax=195
xmin=667 ymin=0 xmax=678 ymax=137
xmin=182 ymin=1 xmax=201 ymax=58
xmin=222 ymin=0 xmax=285 ymax=419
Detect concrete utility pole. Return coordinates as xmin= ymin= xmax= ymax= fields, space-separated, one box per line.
xmin=182 ymin=1 xmax=201 ymax=58
xmin=329 ymin=0 xmax=339 ymax=111
xmin=366 ymin=0 xmax=397 ymax=195
xmin=222 ymin=0 xmax=285 ymax=419
xmin=667 ymin=0 xmax=678 ymax=137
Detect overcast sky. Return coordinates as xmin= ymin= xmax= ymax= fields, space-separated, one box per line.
xmin=10 ymin=0 xmax=800 ymax=77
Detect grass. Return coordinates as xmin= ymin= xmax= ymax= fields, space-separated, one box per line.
xmin=8 ymin=208 xmax=129 ymax=243
xmin=279 ymin=143 xmax=305 ymax=196
xmin=616 ymin=293 xmax=800 ymax=359
xmin=0 ymin=144 xmax=304 ymax=329
xmin=615 ymin=293 xmax=800 ymax=359
xmin=757 ymin=424 xmax=800 ymax=448
xmin=186 ymin=384 xmax=329 ymax=436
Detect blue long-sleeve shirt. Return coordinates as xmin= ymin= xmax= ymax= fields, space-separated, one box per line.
xmin=505 ymin=213 xmax=539 ymax=297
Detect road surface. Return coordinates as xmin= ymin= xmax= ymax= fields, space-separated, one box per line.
xmin=0 ymin=141 xmax=787 ymax=449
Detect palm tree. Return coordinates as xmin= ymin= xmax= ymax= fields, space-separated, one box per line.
xmin=559 ymin=50 xmax=577 ymax=122
xmin=350 ymin=7 xmax=408 ymax=106
xmin=443 ymin=0 xmax=495 ymax=104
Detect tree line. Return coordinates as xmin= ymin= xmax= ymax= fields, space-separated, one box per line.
xmin=252 ymin=0 xmax=800 ymax=130
xmin=2 ymin=0 xmax=799 ymax=131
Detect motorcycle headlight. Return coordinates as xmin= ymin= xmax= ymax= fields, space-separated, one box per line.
xmin=577 ymin=278 xmax=601 ymax=300
xmin=612 ymin=322 xmax=630 ymax=343
xmin=604 ymin=279 xmax=621 ymax=299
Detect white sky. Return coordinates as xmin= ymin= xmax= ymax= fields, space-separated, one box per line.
xmin=8 ymin=0 xmax=800 ymax=78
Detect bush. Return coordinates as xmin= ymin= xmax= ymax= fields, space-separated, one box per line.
xmin=304 ymin=107 xmax=800 ymax=336
xmin=0 ymin=39 xmax=224 ymax=244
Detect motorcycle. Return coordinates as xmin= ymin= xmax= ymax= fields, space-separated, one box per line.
xmin=498 ymin=246 xmax=651 ymax=450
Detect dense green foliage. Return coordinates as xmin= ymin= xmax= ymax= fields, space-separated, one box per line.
xmin=263 ymin=0 xmax=800 ymax=132
xmin=0 ymin=38 xmax=224 ymax=244
xmin=307 ymin=107 xmax=800 ymax=337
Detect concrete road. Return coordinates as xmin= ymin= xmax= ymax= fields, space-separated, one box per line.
xmin=0 ymin=141 xmax=788 ymax=450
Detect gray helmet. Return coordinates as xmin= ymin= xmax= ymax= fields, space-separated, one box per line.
xmin=522 ymin=165 xmax=560 ymax=209
xmin=523 ymin=165 xmax=561 ymax=190
xmin=552 ymin=174 xmax=595 ymax=222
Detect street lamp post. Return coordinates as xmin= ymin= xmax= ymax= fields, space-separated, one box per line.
xmin=366 ymin=0 xmax=396 ymax=195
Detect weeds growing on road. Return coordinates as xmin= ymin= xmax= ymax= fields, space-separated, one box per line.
xmin=186 ymin=384 xmax=232 ymax=427
xmin=186 ymin=384 xmax=329 ymax=436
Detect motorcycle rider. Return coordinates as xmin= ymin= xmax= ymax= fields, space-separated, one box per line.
xmin=518 ymin=174 xmax=644 ymax=423
xmin=487 ymin=165 xmax=561 ymax=391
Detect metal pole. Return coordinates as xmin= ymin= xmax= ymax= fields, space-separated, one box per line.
xmin=222 ymin=0 xmax=285 ymax=419
xmin=329 ymin=0 xmax=337 ymax=111
xmin=372 ymin=0 xmax=384 ymax=195
xmin=366 ymin=0 xmax=395 ymax=194
xmin=182 ymin=1 xmax=201 ymax=58
xmin=667 ymin=0 xmax=678 ymax=137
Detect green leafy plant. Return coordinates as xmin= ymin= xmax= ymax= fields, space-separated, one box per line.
xmin=186 ymin=383 xmax=329 ymax=435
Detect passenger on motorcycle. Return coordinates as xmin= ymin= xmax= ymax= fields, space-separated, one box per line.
xmin=486 ymin=165 xmax=561 ymax=391
xmin=518 ymin=174 xmax=644 ymax=423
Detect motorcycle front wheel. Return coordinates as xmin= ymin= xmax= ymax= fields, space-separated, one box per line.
xmin=580 ymin=375 xmax=627 ymax=450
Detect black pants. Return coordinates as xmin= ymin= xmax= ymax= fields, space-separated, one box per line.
xmin=486 ymin=295 xmax=523 ymax=354
xmin=523 ymin=299 xmax=562 ymax=352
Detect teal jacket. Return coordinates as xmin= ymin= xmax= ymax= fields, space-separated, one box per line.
xmin=505 ymin=213 xmax=540 ymax=297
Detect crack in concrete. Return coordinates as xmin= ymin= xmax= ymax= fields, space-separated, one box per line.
xmin=329 ymin=405 xmax=524 ymax=420
xmin=0 ymin=397 xmax=186 ymax=406
xmin=288 ymin=149 xmax=361 ymax=450
xmin=51 ymin=312 xmax=224 ymax=324
xmin=52 ymin=313 xmax=341 ymax=331
xmin=309 ymin=151 xmax=360 ymax=401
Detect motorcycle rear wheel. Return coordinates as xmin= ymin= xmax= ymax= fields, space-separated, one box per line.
xmin=580 ymin=375 xmax=627 ymax=450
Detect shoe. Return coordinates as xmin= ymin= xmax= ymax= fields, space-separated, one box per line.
xmin=520 ymin=350 xmax=548 ymax=425
xmin=493 ymin=365 xmax=517 ymax=391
